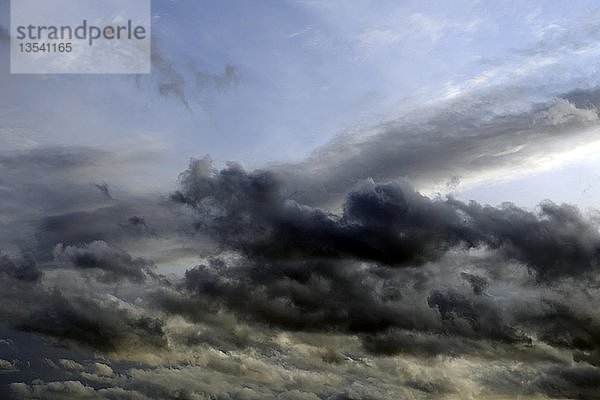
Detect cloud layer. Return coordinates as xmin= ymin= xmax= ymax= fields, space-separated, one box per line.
xmin=4 ymin=44 xmax=600 ymax=400
xmin=1 ymin=136 xmax=600 ymax=399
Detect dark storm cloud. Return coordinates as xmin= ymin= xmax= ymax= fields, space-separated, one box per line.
xmin=157 ymin=255 xmax=600 ymax=398
xmin=172 ymin=158 xmax=600 ymax=281
xmin=18 ymin=293 xmax=167 ymax=354
xmin=0 ymin=259 xmax=46 ymax=320
xmin=515 ymin=299 xmax=600 ymax=355
xmin=4 ymin=142 xmax=600 ymax=397
xmin=152 ymin=158 xmax=600 ymax=365
xmin=0 ymin=254 xmax=42 ymax=283
xmin=0 ymin=254 xmax=166 ymax=356
xmin=53 ymin=241 xmax=155 ymax=283
xmin=0 ymin=146 xmax=181 ymax=362
xmin=177 ymin=259 xmax=419 ymax=333
xmin=275 ymin=91 xmax=600 ymax=206
xmin=171 ymin=257 xmax=552 ymax=359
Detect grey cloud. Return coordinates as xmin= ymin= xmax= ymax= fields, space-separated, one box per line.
xmin=34 ymin=206 xmax=146 ymax=259
xmin=514 ymin=299 xmax=600 ymax=355
xmin=275 ymin=92 xmax=600 ymax=207
xmin=175 ymin=258 xmax=542 ymax=358
xmin=4 ymin=143 xmax=600 ymax=399
xmin=0 ymin=269 xmax=166 ymax=357
xmin=0 ymin=146 xmax=189 ymax=263
xmin=173 ymin=158 xmax=600 ymax=281
xmin=2 ymin=239 xmax=168 ymax=356
xmin=194 ymin=64 xmax=239 ymax=91
xmin=0 ymin=147 xmax=116 ymax=255
xmin=0 ymin=254 xmax=42 ymax=283
xmin=95 ymin=182 xmax=113 ymax=200
xmin=155 ymin=158 xmax=600 ymax=368
xmin=0 ymin=146 xmax=185 ymax=358
xmin=478 ymin=364 xmax=600 ymax=399
xmin=0 ymin=147 xmax=105 ymax=171
xmin=151 ymin=44 xmax=191 ymax=111
xmin=53 ymin=241 xmax=155 ymax=284
xmin=18 ymin=292 xmax=167 ymax=354
xmin=460 ymin=272 xmax=488 ymax=295
xmin=143 ymin=39 xmax=240 ymax=112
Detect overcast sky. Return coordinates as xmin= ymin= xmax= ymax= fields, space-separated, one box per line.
xmin=3 ymin=1 xmax=600 ymax=399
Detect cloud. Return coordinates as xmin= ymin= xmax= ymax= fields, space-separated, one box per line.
xmin=3 ymin=145 xmax=600 ymax=398
xmin=18 ymin=292 xmax=167 ymax=355
xmin=91 ymin=362 xmax=113 ymax=377
xmin=0 ymin=358 xmax=18 ymax=371
xmin=173 ymin=158 xmax=600 ymax=281
xmin=145 ymin=156 xmax=600 ymax=392
xmin=10 ymin=380 xmax=151 ymax=400
xmin=53 ymin=241 xmax=155 ymax=283
xmin=56 ymin=359 xmax=84 ymax=371
xmin=150 ymin=42 xmax=191 ymax=111
xmin=0 ymin=146 xmax=194 ymax=269
xmin=0 ymin=147 xmax=104 ymax=171
xmin=275 ymin=92 xmax=600 ymax=206
xmin=94 ymin=182 xmax=113 ymax=200
xmin=143 ymin=40 xmax=239 ymax=112
xmin=3 ymin=3 xmax=600 ymax=397
xmin=0 ymin=147 xmax=117 ymax=255
xmin=193 ymin=64 xmax=239 ymax=91
xmin=0 ymin=254 xmax=42 ymax=283
xmin=533 ymin=97 xmax=599 ymax=126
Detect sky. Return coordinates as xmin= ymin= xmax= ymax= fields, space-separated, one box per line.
xmin=3 ymin=0 xmax=600 ymax=399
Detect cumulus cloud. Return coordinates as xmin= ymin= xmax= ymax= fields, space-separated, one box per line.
xmin=140 ymin=156 xmax=600 ymax=399
xmin=172 ymin=158 xmax=600 ymax=281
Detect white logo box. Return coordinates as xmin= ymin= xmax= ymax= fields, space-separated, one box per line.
xmin=11 ymin=0 xmax=151 ymax=74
